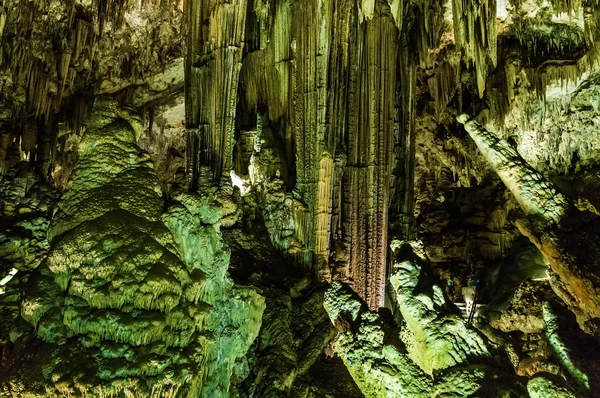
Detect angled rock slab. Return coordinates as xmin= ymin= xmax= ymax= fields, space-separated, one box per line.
xmin=458 ymin=114 xmax=600 ymax=332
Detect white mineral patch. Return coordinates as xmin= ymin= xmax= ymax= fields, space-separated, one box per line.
xmin=0 ymin=268 xmax=18 ymax=295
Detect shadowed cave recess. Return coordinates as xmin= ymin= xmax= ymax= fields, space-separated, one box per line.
xmin=1 ymin=0 xmax=600 ymax=396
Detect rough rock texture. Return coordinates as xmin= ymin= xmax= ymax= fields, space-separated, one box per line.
xmin=489 ymin=281 xmax=552 ymax=335
xmin=0 ymin=0 xmax=184 ymax=177
xmin=0 ymin=163 xmax=57 ymax=276
xmin=322 ymin=240 xmax=579 ymax=398
xmin=457 ymin=114 xmax=569 ymax=224
xmin=236 ymin=286 xmax=359 ymax=398
xmin=388 ymin=241 xmax=491 ymax=375
xmin=0 ymin=97 xmax=265 ymax=396
xmin=185 ymin=0 xmax=433 ymax=309
xmin=324 ymin=281 xmax=432 ymax=397
xmin=0 ymin=163 xmax=58 ymax=362
xmin=2 ymin=0 xmax=600 ymax=396
xmin=139 ymin=93 xmax=187 ymax=197
xmin=458 ymin=114 xmax=600 ymax=332
xmin=527 ymin=376 xmax=576 ymax=398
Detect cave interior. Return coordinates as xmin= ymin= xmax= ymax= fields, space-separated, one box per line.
xmin=1 ymin=0 xmax=600 ymax=397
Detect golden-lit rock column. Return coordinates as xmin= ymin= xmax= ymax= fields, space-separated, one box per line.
xmin=185 ymin=0 xmax=249 ymax=185
xmin=342 ymin=1 xmax=398 ymax=308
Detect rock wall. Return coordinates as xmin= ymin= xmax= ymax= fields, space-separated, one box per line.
xmin=1 ymin=0 xmax=600 ymax=396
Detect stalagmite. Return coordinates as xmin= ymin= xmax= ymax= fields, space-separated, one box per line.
xmin=324 ymin=281 xmax=433 ymax=397
xmin=1 ymin=97 xmax=265 ymax=396
xmin=458 ymin=114 xmax=600 ymax=332
xmin=322 ymin=240 xmax=573 ymax=398
xmin=388 ymin=240 xmax=491 ymax=374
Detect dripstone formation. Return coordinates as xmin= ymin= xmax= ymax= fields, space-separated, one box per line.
xmin=1 ymin=0 xmax=600 ymax=397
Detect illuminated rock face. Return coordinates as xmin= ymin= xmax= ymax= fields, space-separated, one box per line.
xmin=458 ymin=115 xmax=600 ymax=332
xmin=457 ymin=115 xmax=570 ymax=225
xmin=185 ymin=0 xmax=425 ymax=309
xmin=388 ymin=243 xmax=491 ymax=375
xmin=2 ymin=0 xmax=600 ymax=396
xmin=1 ymin=97 xmax=265 ymax=396
xmin=324 ymin=241 xmax=584 ymax=398
xmin=323 ymin=281 xmax=433 ymax=397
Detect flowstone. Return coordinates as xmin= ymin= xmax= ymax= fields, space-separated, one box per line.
xmin=324 ymin=281 xmax=432 ymax=398
xmin=388 ymin=241 xmax=491 ymax=375
xmin=0 ymin=97 xmax=265 ymax=397
xmin=324 ymin=240 xmax=583 ymax=398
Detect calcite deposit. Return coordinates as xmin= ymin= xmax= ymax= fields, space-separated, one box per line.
xmin=1 ymin=0 xmax=600 ymax=396
xmin=1 ymin=97 xmax=265 ymax=396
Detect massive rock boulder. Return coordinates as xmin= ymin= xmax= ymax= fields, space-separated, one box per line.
xmin=324 ymin=240 xmax=582 ymax=398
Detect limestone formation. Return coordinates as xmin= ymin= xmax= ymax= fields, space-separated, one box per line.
xmin=0 ymin=97 xmax=265 ymax=396
xmin=324 ymin=281 xmax=432 ymax=397
xmin=458 ymin=114 xmax=600 ymax=332
xmin=1 ymin=0 xmax=600 ymax=396
xmin=188 ymin=0 xmax=423 ymax=308
xmin=388 ymin=241 xmax=491 ymax=375
xmin=322 ymin=240 xmax=581 ymax=398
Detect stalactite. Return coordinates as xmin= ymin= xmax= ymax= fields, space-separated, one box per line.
xmin=0 ymin=5 xmax=6 ymax=39
xmin=0 ymin=131 xmax=9 ymax=172
xmin=549 ymin=0 xmax=583 ymax=17
xmin=315 ymin=152 xmax=334 ymax=278
xmin=451 ymin=0 xmax=497 ymax=98
xmin=428 ymin=51 xmax=460 ymax=118
xmin=185 ymin=0 xmax=248 ymax=184
xmin=223 ymin=0 xmax=419 ymax=307
xmin=388 ymin=30 xmax=417 ymax=245
xmin=413 ymin=0 xmax=446 ymax=68
xmin=526 ymin=62 xmax=583 ymax=100
xmin=21 ymin=121 xmax=37 ymax=157
xmin=288 ymin=0 xmax=333 ymax=268
xmin=0 ymin=0 xmax=181 ymax=177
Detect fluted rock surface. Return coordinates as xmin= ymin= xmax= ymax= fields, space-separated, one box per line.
xmin=186 ymin=0 xmax=434 ymax=309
